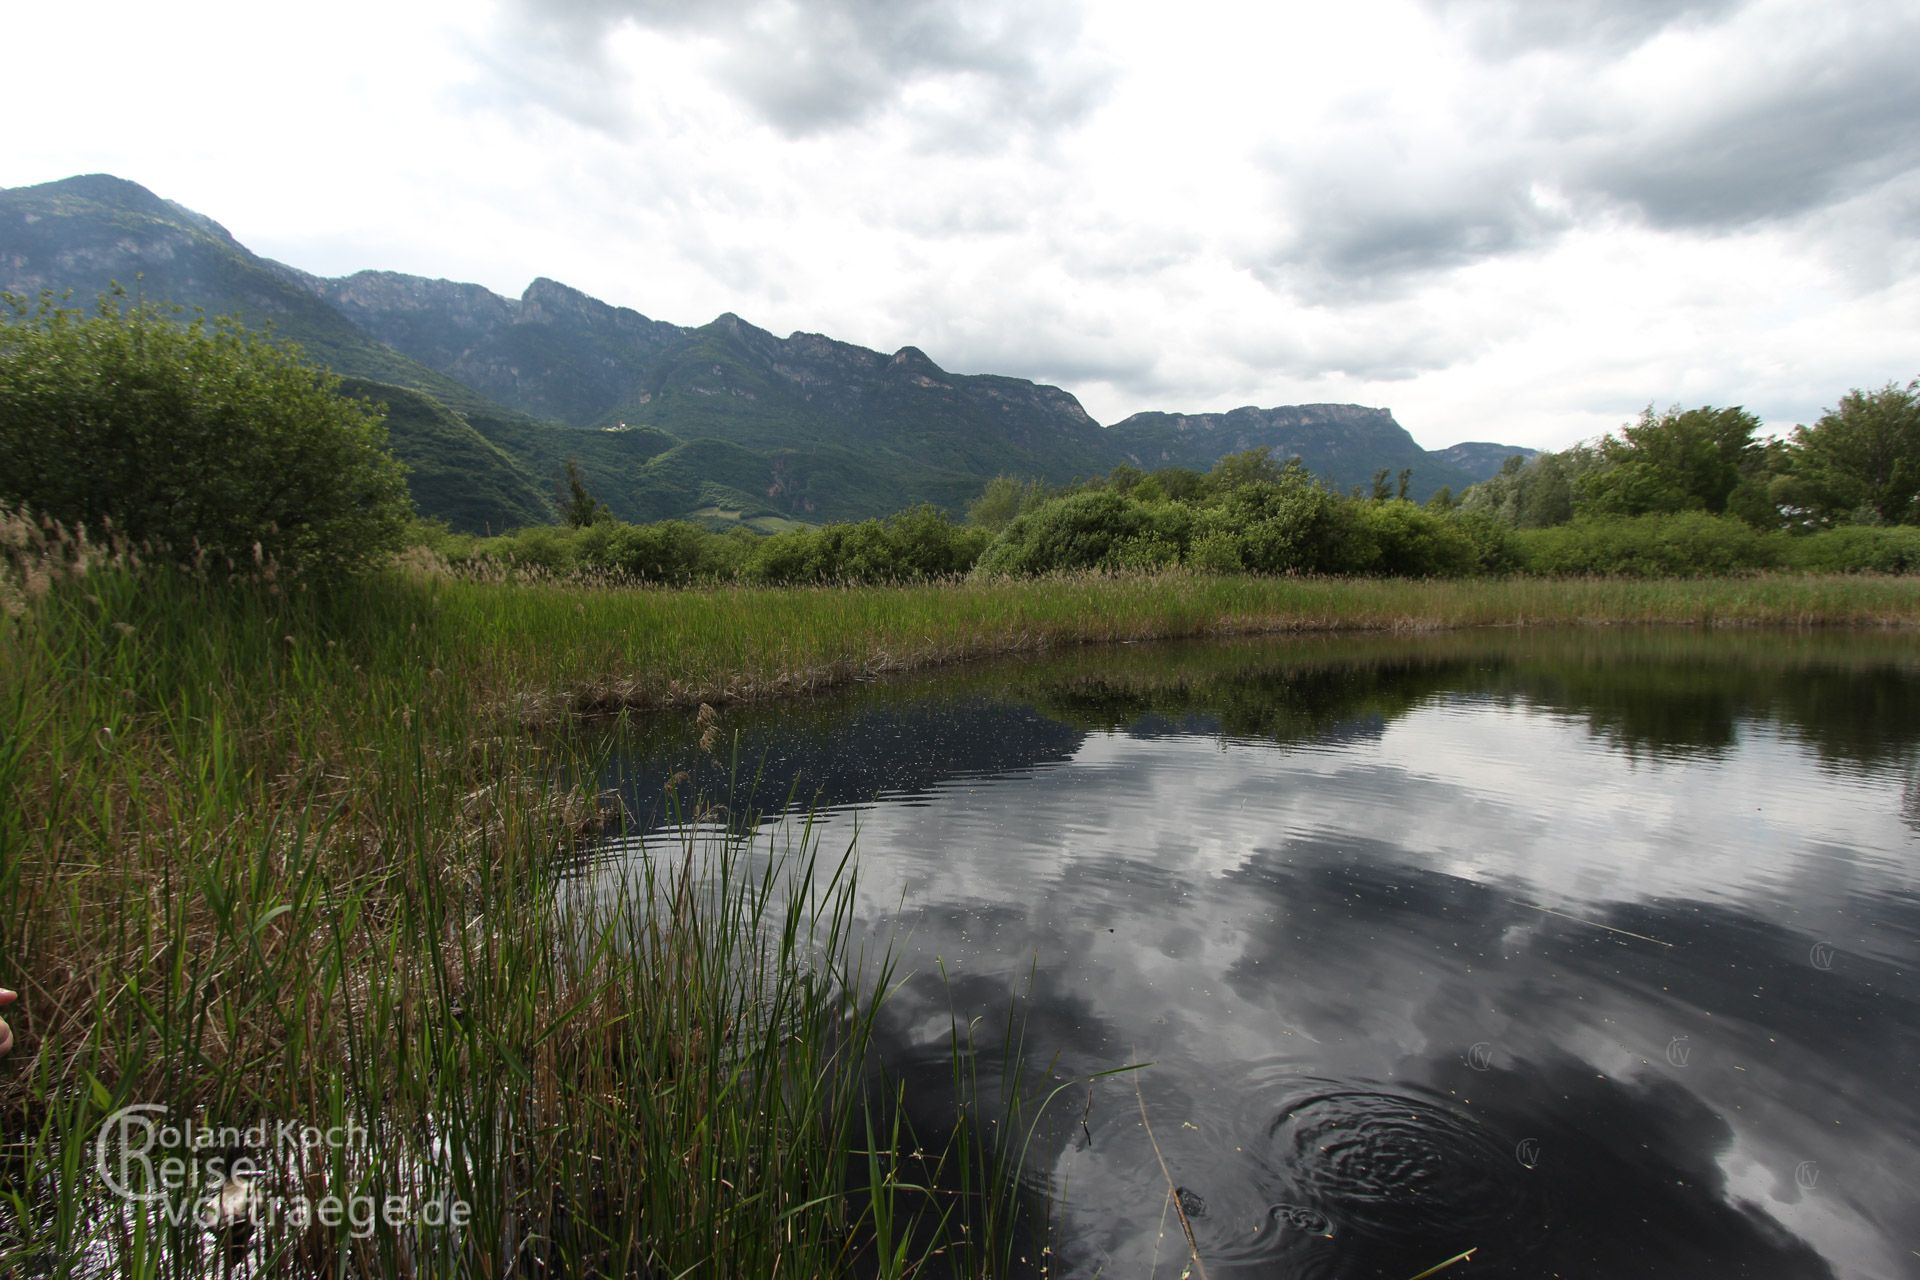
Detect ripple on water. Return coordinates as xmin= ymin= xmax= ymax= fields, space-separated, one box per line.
xmin=1158 ymin=1068 xmax=1542 ymax=1273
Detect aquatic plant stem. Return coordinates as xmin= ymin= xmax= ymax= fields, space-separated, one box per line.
xmin=1133 ymin=1069 xmax=1210 ymax=1280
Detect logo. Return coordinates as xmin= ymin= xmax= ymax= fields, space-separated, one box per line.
xmin=1794 ymin=1160 xmax=1820 ymax=1190
xmin=1515 ymin=1137 xmax=1542 ymax=1170
xmin=1466 ymin=1041 xmax=1496 ymax=1072
xmin=93 ymin=1103 xmax=470 ymax=1239
xmin=95 ymin=1102 xmax=172 ymax=1202
xmin=1809 ymin=941 xmax=1836 ymax=971
xmin=1665 ymin=1036 xmax=1692 ymax=1067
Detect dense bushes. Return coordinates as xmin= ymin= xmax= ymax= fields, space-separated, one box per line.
xmin=454 ymin=487 xmax=1917 ymax=586
xmin=463 ymin=505 xmax=988 ymax=586
xmin=1508 ymin=515 xmax=1920 ymax=576
xmin=1510 ymin=513 xmax=1780 ymax=576
xmin=1783 ymin=525 xmax=1920 ymax=574
xmin=743 ymin=506 xmax=991 ymax=585
xmin=584 ymin=519 xmax=747 ymax=584
xmin=1203 ymin=478 xmax=1365 ymax=575
xmin=973 ymin=490 xmax=1190 ymax=576
xmin=444 ymin=441 xmax=1920 ymax=586
xmin=972 ymin=468 xmax=1515 ymax=580
xmin=0 ymin=292 xmax=411 ymax=579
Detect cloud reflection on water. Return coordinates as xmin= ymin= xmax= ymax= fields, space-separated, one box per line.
xmin=590 ymin=630 xmax=1919 ymax=1277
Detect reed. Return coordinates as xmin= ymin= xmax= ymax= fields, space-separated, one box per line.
xmin=421 ymin=562 xmax=1920 ymax=720
xmin=0 ymin=526 xmax=1057 ymax=1276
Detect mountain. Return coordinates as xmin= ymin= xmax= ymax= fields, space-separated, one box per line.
xmin=1430 ymin=441 xmax=1538 ymax=480
xmin=308 ymin=272 xmax=1119 ymax=508
xmin=0 ymin=174 xmax=567 ymax=531
xmin=2 ymin=174 xmax=1534 ymax=530
xmin=1105 ymin=404 xmax=1515 ymax=500
xmin=316 ymin=272 xmax=688 ymax=428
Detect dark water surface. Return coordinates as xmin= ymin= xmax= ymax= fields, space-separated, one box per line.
xmin=586 ymin=629 xmax=1920 ymax=1279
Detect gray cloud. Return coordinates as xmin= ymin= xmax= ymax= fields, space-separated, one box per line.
xmin=484 ymin=0 xmax=1109 ymax=139
xmin=1255 ymin=168 xmax=1568 ymax=297
xmin=1424 ymin=0 xmax=1750 ymax=56
xmin=1572 ymin=41 xmax=1920 ymax=232
xmin=1249 ymin=2 xmax=1920 ymax=297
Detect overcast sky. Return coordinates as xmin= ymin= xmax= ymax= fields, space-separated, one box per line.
xmin=7 ymin=0 xmax=1918 ymax=449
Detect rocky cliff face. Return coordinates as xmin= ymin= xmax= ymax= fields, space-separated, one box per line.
xmin=311 ymin=271 xmax=687 ymax=427
xmin=320 ymin=271 xmax=517 ymax=365
xmin=594 ymin=311 xmax=1117 ymax=485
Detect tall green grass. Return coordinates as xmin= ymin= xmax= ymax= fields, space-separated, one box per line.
xmin=417 ymin=563 xmax=1920 ymax=718
xmin=0 ymin=525 xmax=1063 ymax=1277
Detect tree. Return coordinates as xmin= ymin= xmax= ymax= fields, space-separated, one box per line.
xmin=1106 ymin=462 xmax=1146 ymax=495
xmin=1205 ymin=447 xmax=1288 ymax=493
xmin=1577 ymin=405 xmax=1761 ymax=517
xmin=1518 ymin=453 xmax=1574 ymax=527
xmin=1781 ymin=380 xmax=1920 ymax=526
xmin=967 ymin=474 xmax=1047 ymax=532
xmin=0 ymin=291 xmax=410 ymax=579
xmin=561 ymin=458 xmax=609 ymax=527
xmin=1150 ymin=467 xmax=1207 ymax=502
xmin=972 ymin=486 xmax=1210 ymax=577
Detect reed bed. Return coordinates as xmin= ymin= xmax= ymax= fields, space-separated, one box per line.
xmin=0 ymin=526 xmax=1050 ymax=1277
xmin=421 ymin=562 xmax=1920 ymax=719
xmin=0 ymin=517 xmax=1914 ymax=1276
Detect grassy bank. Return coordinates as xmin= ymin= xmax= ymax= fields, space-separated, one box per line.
xmin=3 ymin=535 xmax=1918 ymax=1274
xmin=422 ymin=567 xmax=1920 ymax=718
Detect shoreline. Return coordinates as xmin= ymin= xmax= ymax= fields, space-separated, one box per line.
xmin=430 ymin=571 xmax=1920 ymax=720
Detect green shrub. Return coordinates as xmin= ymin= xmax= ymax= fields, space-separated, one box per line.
xmin=1450 ymin=510 xmax=1520 ymax=575
xmin=884 ymin=504 xmax=992 ymax=577
xmin=473 ymin=524 xmax=584 ymax=572
xmin=1355 ymin=500 xmax=1481 ymax=577
xmin=966 ymin=475 xmax=1050 ymax=532
xmin=1784 ymin=525 xmax=1920 ymax=574
xmin=1212 ymin=476 xmax=1371 ymax=575
xmin=974 ymin=490 xmax=1186 ymax=577
xmin=742 ymin=528 xmax=821 ymax=585
xmin=585 ymin=520 xmax=718 ymax=585
xmin=1513 ymin=513 xmax=1781 ymax=577
xmin=1188 ymin=525 xmax=1246 ymax=574
xmin=404 ymin=517 xmax=477 ymax=561
xmin=744 ymin=506 xmax=985 ymax=585
xmin=0 ymin=292 xmax=411 ymax=579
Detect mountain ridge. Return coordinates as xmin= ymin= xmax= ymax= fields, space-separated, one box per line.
xmin=1 ymin=174 xmax=1534 ymax=530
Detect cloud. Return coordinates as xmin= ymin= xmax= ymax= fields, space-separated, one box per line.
xmin=1424 ymin=0 xmax=1749 ymax=57
xmin=1569 ymin=27 xmax=1920 ymax=233
xmin=1249 ymin=153 xmax=1569 ymax=297
xmin=1240 ymin=0 xmax=1920 ymax=300
xmin=480 ymin=0 xmax=1110 ymax=139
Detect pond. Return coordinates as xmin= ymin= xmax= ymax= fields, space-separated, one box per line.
xmin=584 ymin=628 xmax=1920 ymax=1279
